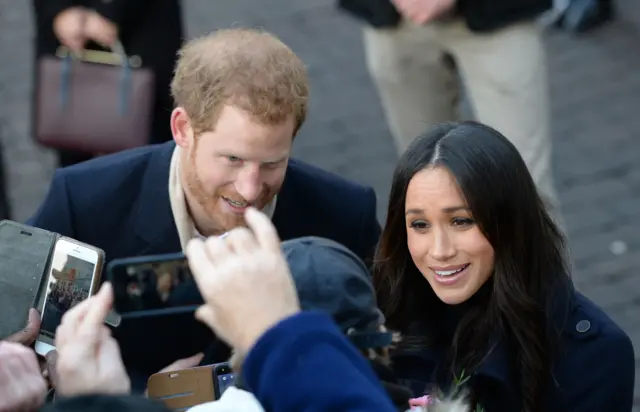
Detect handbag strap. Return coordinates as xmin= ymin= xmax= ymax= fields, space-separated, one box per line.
xmin=58 ymin=40 xmax=133 ymax=116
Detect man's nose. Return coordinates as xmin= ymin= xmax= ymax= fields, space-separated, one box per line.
xmin=234 ymin=165 xmax=262 ymax=203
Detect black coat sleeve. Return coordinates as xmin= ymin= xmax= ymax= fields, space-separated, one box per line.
xmin=458 ymin=0 xmax=552 ymax=32
xmin=87 ymin=0 xmax=157 ymax=27
xmin=32 ymin=0 xmax=76 ymax=23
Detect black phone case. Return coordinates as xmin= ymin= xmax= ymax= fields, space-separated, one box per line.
xmin=0 ymin=220 xmax=58 ymax=339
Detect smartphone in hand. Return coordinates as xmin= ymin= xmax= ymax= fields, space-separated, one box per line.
xmin=34 ymin=236 xmax=104 ymax=357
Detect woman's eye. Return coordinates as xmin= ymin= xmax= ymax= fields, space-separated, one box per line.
xmin=409 ymin=220 xmax=429 ymax=230
xmin=227 ymin=156 xmax=241 ymax=163
xmin=452 ymin=217 xmax=474 ymax=227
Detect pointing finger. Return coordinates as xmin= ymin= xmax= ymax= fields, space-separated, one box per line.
xmin=244 ymin=207 xmax=281 ymax=252
xmin=186 ymin=239 xmax=219 ymax=295
xmin=79 ymin=283 xmax=113 ymax=334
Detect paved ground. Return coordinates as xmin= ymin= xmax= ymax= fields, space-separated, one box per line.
xmin=2 ymin=0 xmax=640 ymax=404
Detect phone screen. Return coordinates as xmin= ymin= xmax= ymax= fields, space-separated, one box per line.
xmin=38 ymin=240 xmax=98 ymax=344
xmin=214 ymin=364 xmax=236 ymax=398
xmin=111 ymin=257 xmax=198 ymax=314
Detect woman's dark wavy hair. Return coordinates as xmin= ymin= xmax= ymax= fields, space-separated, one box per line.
xmin=373 ymin=121 xmax=571 ymax=412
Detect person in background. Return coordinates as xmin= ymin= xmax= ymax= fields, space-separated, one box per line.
xmin=338 ymin=0 xmax=561 ymax=223
xmin=32 ymin=0 xmax=183 ymax=167
xmin=373 ymin=121 xmax=634 ymax=411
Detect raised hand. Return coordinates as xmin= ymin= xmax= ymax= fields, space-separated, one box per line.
xmin=54 ymin=283 xmax=130 ymax=397
xmin=186 ymin=207 xmax=300 ymax=354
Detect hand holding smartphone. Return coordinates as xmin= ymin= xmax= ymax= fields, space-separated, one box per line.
xmin=146 ymin=362 xmax=236 ymax=410
xmin=34 ymin=236 xmax=104 ymax=357
xmin=106 ymin=253 xmax=214 ymax=376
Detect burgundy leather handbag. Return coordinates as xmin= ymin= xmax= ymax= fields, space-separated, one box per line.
xmin=34 ymin=42 xmax=155 ymax=154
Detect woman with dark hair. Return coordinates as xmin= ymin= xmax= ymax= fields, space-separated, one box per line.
xmin=374 ymin=121 xmax=634 ymax=411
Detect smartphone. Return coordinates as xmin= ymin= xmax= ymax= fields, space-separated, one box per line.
xmin=107 ymin=254 xmax=213 ymax=374
xmin=147 ymin=365 xmax=216 ymax=409
xmin=34 ymin=236 xmax=104 ymax=356
xmin=107 ymin=253 xmax=201 ymax=315
xmin=213 ymin=362 xmax=236 ymax=399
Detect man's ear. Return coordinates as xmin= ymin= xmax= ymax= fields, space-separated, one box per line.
xmin=171 ymin=107 xmax=194 ymax=149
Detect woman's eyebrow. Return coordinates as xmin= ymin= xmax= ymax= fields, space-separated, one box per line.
xmin=405 ymin=206 xmax=469 ymax=216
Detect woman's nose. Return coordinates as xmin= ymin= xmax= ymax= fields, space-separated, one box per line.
xmin=429 ymin=229 xmax=456 ymax=261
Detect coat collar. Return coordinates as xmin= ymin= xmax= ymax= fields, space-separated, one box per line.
xmin=395 ymin=336 xmax=517 ymax=399
xmin=271 ymin=159 xmax=303 ymax=241
xmin=394 ymin=279 xmax=576 ymax=404
xmin=133 ymin=141 xmax=181 ymax=255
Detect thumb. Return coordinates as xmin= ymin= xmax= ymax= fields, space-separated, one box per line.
xmin=177 ymin=352 xmax=205 ymax=367
xmin=195 ymin=305 xmax=217 ymax=331
xmin=159 ymin=352 xmax=204 ymax=373
xmin=6 ymin=309 xmax=41 ymax=345
xmin=26 ymin=308 xmax=41 ymax=335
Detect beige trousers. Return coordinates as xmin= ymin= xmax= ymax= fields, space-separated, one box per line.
xmin=363 ymin=19 xmax=561 ymax=218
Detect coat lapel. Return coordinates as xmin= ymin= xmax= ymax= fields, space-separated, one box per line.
xmin=132 ymin=142 xmax=182 ymax=255
xmin=272 ymin=159 xmax=304 ymax=241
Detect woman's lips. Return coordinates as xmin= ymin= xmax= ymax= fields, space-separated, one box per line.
xmin=431 ymin=263 xmax=470 ymax=285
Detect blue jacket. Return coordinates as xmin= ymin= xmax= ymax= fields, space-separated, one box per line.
xmin=392 ymin=290 xmax=635 ymax=411
xmin=243 ymin=311 xmax=398 ymax=412
xmin=27 ymin=141 xmax=381 ymax=379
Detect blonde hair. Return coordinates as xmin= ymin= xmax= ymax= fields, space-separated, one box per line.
xmin=171 ymin=28 xmax=309 ymax=135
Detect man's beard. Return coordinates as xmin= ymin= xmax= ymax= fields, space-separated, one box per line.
xmin=184 ymin=151 xmax=273 ymax=234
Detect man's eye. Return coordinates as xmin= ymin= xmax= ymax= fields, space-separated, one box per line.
xmin=227 ymin=156 xmax=241 ymax=163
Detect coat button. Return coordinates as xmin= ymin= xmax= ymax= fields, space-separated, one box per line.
xmin=576 ymin=319 xmax=591 ymax=333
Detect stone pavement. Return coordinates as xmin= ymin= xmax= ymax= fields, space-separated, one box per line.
xmin=1 ymin=0 xmax=640 ymax=404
